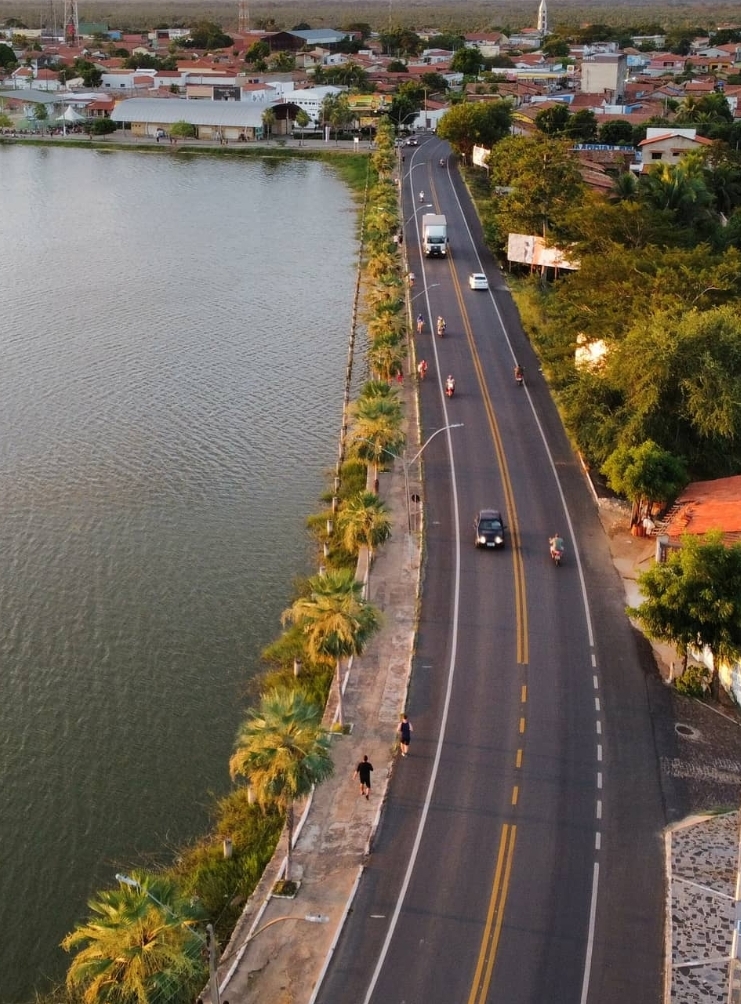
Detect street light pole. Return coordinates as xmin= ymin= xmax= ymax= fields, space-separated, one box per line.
xmin=355 ymin=424 xmax=463 ymax=534
xmin=115 ymin=873 xmax=221 ymax=1004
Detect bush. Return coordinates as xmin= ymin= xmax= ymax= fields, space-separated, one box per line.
xmin=90 ymin=117 xmax=117 ymax=135
xmin=674 ymin=662 xmax=711 ymax=697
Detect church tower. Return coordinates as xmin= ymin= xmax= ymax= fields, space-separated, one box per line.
xmin=537 ymin=0 xmax=548 ymax=34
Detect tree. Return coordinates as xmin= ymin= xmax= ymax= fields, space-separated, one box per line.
xmin=282 ymin=569 xmax=380 ymax=725
xmin=437 ymin=101 xmax=513 ymax=160
xmin=185 ymin=20 xmax=233 ymax=49
xmin=451 ymin=45 xmax=483 ymax=76
xmin=62 ymin=872 xmax=206 ymax=1004
xmin=245 ymin=40 xmax=269 ymax=64
xmin=270 ymin=50 xmax=295 ymax=72
xmin=628 ymin=532 xmax=741 ymax=698
xmin=294 ymin=107 xmax=310 ymax=144
xmin=568 ymin=108 xmax=598 ymax=143
xmin=170 ymin=120 xmax=196 ymax=138
xmin=638 ymin=161 xmax=714 ymax=230
xmin=32 ymin=102 xmax=48 ymax=129
xmin=379 ymin=28 xmax=421 ymax=57
xmin=321 ymin=93 xmax=352 ymax=141
xmin=261 ymin=106 xmax=275 ymax=141
xmin=350 ymin=395 xmax=404 ymax=482
xmin=229 ymin=688 xmax=333 ymax=881
xmin=534 ymin=102 xmax=571 ymax=135
xmin=419 ymin=72 xmax=448 ymax=93
xmin=0 ymin=42 xmax=17 ymax=69
xmin=387 ymin=59 xmax=408 ymax=73
xmin=90 ymin=117 xmax=117 ymax=135
xmin=541 ymin=35 xmax=570 ymax=57
xmin=336 ymin=490 xmax=392 ymax=592
xmin=488 ymin=134 xmax=584 ymax=239
xmin=0 ymin=112 xmax=13 ymax=129
xmin=599 ymin=119 xmax=634 ymax=146
xmin=602 ymin=440 xmax=687 ymax=525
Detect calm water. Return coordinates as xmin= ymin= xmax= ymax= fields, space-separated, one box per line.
xmin=0 ymin=146 xmax=358 ymax=1001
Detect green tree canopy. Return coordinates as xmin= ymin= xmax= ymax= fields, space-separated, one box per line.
xmin=598 ymin=119 xmax=634 ymax=145
xmin=0 ymin=42 xmax=17 ymax=68
xmin=245 ymin=40 xmax=269 ymax=63
xmin=185 ymin=20 xmax=233 ymax=49
xmin=535 ymin=102 xmax=571 ymax=135
xmin=602 ymin=440 xmax=688 ymax=517
xmin=437 ymin=100 xmax=513 ymax=159
xmin=568 ymin=108 xmax=598 ymax=143
xmin=451 ymin=45 xmax=484 ymax=76
xmin=379 ymin=27 xmax=422 ymax=56
xmin=541 ymin=35 xmax=570 ymax=57
xmin=62 ymin=873 xmax=206 ymax=1004
xmin=628 ymin=532 xmax=741 ymax=698
xmin=229 ymin=688 xmax=333 ymax=880
xmin=169 ymin=120 xmax=196 ymax=138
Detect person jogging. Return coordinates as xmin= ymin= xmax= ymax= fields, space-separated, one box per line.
xmin=354 ymin=755 xmax=373 ymax=799
xmin=397 ymin=714 xmax=413 ymax=756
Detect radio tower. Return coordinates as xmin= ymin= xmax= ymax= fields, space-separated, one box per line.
xmin=63 ymin=0 xmax=79 ymax=44
xmin=238 ymin=0 xmax=249 ymax=34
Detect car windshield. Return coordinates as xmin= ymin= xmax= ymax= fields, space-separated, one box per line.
xmin=480 ymin=519 xmax=500 ymax=531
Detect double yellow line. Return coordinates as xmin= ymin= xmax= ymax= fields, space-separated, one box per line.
xmin=466 ymin=824 xmax=518 ymax=1004
xmin=446 ymin=249 xmax=529 ymax=665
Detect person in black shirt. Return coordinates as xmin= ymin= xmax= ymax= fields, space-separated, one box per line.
xmin=354 ymin=755 xmax=373 ymax=799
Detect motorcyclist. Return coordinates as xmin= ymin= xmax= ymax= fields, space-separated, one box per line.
xmin=439 ymin=158 xmax=445 ymax=167
xmin=514 ymin=363 xmax=524 ymax=384
xmin=417 ymin=359 xmax=428 ymax=380
xmin=419 ymin=190 xmax=425 ymax=202
xmin=416 ymin=314 xmax=425 ymax=334
xmin=437 ymin=316 xmax=446 ymax=336
xmin=549 ymin=534 xmax=565 ymax=558
xmin=445 ymin=374 xmax=455 ymax=396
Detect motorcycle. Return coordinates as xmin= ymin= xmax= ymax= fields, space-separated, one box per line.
xmin=439 ymin=158 xmax=445 ymax=167
xmin=437 ymin=318 xmax=446 ymax=338
xmin=515 ymin=366 xmax=524 ymax=387
xmin=445 ymin=376 xmax=455 ymax=398
xmin=549 ymin=539 xmax=564 ymax=566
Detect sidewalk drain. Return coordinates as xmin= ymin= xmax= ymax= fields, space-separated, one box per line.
xmin=675 ymin=723 xmax=700 ymax=739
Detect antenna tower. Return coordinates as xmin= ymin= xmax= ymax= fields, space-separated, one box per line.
xmin=63 ymin=0 xmax=79 ymax=44
xmin=238 ymin=0 xmax=250 ymax=34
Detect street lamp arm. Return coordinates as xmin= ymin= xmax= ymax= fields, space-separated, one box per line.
xmin=242 ymin=913 xmax=328 ymax=949
xmin=409 ymin=423 xmax=464 ymax=465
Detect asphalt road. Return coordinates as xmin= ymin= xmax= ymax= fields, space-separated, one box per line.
xmin=316 ymin=138 xmax=665 ymax=1004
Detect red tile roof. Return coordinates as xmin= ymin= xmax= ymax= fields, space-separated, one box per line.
xmin=664 ymin=475 xmax=741 ymax=541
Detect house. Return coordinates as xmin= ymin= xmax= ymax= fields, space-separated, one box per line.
xmin=661 ymin=475 xmax=741 ymax=546
xmin=636 ymin=127 xmax=713 ymax=171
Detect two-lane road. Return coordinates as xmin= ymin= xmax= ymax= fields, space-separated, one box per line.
xmin=316 ymin=138 xmax=664 ymax=1004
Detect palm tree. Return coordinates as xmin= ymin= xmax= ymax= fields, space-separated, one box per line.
xmin=351 ymin=396 xmax=404 ymax=483
xmin=261 ymin=107 xmax=275 ymax=142
xmin=294 ymin=107 xmax=310 ymax=145
xmin=62 ymin=873 xmax=205 ymax=1004
xmin=282 ymin=569 xmax=380 ymax=726
xmin=367 ymin=339 xmax=404 ymax=383
xmin=229 ymin=688 xmax=333 ymax=882
xmin=336 ymin=491 xmax=392 ymax=595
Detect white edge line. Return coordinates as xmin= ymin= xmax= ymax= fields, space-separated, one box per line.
xmin=664 ymin=828 xmax=674 ymax=1004
xmin=307 ymin=866 xmax=365 ymax=1004
xmin=579 ymin=862 xmax=600 ymax=1004
xmin=362 ymin=162 xmax=464 ymax=1004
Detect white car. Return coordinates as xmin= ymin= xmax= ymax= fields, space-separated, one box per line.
xmin=468 ymin=272 xmax=489 ymax=290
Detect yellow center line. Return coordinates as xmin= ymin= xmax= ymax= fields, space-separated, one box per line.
xmin=466 ymin=824 xmax=518 ymax=1004
xmin=444 ymin=251 xmax=529 ymax=665
xmin=516 ymin=748 xmax=523 ymax=768
xmin=511 ymin=786 xmax=519 ymax=806
xmin=521 ymin=685 xmax=527 ymax=703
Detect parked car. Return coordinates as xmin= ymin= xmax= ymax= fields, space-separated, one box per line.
xmin=474 ymin=509 xmax=505 ymax=548
xmin=468 ymin=272 xmax=489 ymax=290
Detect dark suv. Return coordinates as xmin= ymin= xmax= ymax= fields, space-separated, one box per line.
xmin=474 ymin=509 xmax=505 ymax=549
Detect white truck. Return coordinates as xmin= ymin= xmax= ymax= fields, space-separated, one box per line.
xmin=421 ymin=213 xmax=448 ymax=257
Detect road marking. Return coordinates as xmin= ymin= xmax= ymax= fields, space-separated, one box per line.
xmin=591 ymin=653 xmax=597 ymax=667
xmin=370 ymin=914 xmax=386 ymax=919
xmin=595 ymin=698 xmax=601 ymax=712
xmin=597 ymin=744 xmax=603 ymax=762
xmin=596 ymin=800 xmax=602 ymax=820
xmin=519 ymin=717 xmax=526 ymax=734
xmin=511 ymin=787 xmax=519 ymax=806
xmin=579 ymin=862 xmax=600 ymax=1004
xmin=596 ymin=720 xmax=602 ymax=735
xmin=467 ymin=824 xmax=517 ymax=1004
xmin=521 ymin=685 xmax=527 ymax=703
xmin=597 ymin=771 xmax=602 ymax=789
xmin=516 ymin=749 xmax=523 ymax=768
xmin=595 ymin=832 xmax=601 ymax=851
xmin=593 ymin=674 xmax=599 ymax=689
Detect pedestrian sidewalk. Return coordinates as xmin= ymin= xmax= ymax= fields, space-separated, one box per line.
xmin=211 ymin=386 xmax=422 ymax=1004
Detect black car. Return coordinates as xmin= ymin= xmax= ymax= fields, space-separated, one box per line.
xmin=474 ymin=509 xmax=505 ymax=548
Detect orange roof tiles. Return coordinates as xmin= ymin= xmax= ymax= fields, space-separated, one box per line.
xmin=664 ymin=475 xmax=741 ymax=540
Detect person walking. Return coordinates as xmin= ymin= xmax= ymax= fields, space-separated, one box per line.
xmin=398 ymin=714 xmax=413 ymax=756
xmin=354 ymin=755 xmax=373 ymax=799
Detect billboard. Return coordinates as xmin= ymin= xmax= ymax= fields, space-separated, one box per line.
xmin=472 ymin=144 xmax=491 ymax=168
xmin=507 ymin=233 xmax=579 ymax=270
